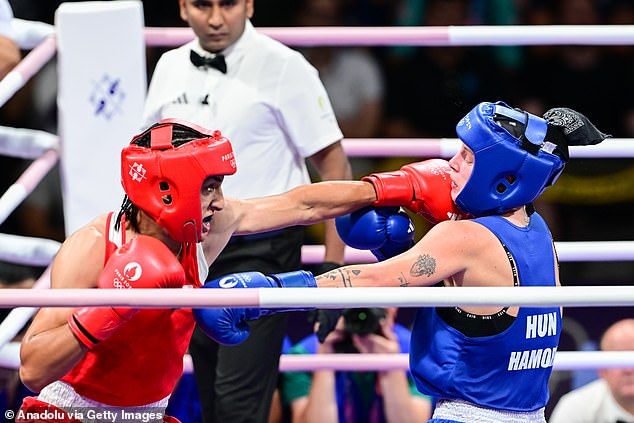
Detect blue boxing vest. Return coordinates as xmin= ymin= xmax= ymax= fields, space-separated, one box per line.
xmin=409 ymin=213 xmax=561 ymax=412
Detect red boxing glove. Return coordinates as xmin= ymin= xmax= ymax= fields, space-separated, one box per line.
xmin=362 ymin=159 xmax=465 ymax=224
xmin=68 ymin=235 xmax=185 ymax=349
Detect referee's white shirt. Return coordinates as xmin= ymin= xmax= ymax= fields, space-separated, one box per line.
xmin=142 ymin=20 xmax=343 ymax=200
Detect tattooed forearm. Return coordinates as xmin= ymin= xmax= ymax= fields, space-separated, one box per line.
xmin=337 ymin=268 xmax=352 ymax=287
xmin=410 ymin=254 xmax=436 ymax=277
xmin=317 ymin=268 xmax=361 ymax=287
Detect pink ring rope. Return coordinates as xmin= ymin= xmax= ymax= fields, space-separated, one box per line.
xmin=145 ymin=25 xmax=634 ymax=47
xmin=0 ymin=35 xmax=56 ymax=108
xmin=0 ymin=149 xmax=59 ymax=226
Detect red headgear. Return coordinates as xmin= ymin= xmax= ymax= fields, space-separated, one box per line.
xmin=121 ymin=119 xmax=236 ymax=243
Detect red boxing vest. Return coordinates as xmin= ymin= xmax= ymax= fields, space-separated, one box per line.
xmin=61 ymin=213 xmax=197 ymax=406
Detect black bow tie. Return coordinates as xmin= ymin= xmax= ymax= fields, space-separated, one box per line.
xmin=190 ymin=50 xmax=227 ymax=74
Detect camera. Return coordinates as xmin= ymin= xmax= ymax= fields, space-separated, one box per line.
xmin=334 ymin=308 xmax=387 ymax=353
xmin=343 ymin=308 xmax=386 ymax=335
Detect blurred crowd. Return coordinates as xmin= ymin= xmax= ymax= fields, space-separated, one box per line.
xmin=4 ymin=0 xmax=634 ymax=252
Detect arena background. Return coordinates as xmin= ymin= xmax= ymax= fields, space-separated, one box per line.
xmin=2 ymin=0 xmax=634 ymax=419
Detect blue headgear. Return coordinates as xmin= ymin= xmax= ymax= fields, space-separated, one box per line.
xmin=455 ymin=101 xmax=567 ymax=217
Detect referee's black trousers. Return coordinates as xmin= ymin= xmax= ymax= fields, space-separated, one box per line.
xmin=189 ymin=227 xmax=304 ymax=423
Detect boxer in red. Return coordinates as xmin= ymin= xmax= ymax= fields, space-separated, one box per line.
xmin=17 ymin=119 xmax=456 ymax=422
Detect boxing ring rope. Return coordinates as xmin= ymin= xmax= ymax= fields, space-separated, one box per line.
xmin=158 ymin=348 xmax=634 ymax=377
xmin=10 ymin=17 xmax=56 ymax=50
xmin=0 ymin=234 xmax=60 ymax=266
xmin=341 ymin=138 xmax=634 ymax=159
xmin=0 ymin=126 xmax=59 ymax=159
xmin=2 ymin=25 xmax=634 ymax=376
xmin=277 ymin=351 xmax=634 ymax=372
xmin=1 ymin=286 xmax=634 ymax=308
xmin=0 ymin=285 xmax=633 ymax=372
xmin=1 ymin=286 xmax=633 ymax=372
xmin=0 ymin=346 xmax=629 ymax=373
xmin=0 ymin=149 xmax=59 ymax=227
xmin=144 ymin=25 xmax=634 ymax=47
xmin=301 ymin=240 xmax=634 ymax=264
xmin=0 ymin=35 xmax=56 ymax=108
xmin=0 ymin=266 xmax=50 ymax=368
xmin=1 ymin=239 xmax=633 ymax=268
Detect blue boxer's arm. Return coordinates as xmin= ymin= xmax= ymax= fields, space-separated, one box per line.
xmin=193 ymin=271 xmax=316 ymax=346
xmin=308 ymin=207 xmax=416 ymax=343
xmin=209 ymin=270 xmax=316 ymax=292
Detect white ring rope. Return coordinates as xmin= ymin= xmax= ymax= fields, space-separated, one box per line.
xmin=341 ymin=138 xmax=634 ymax=159
xmin=0 ymin=286 xmax=634 ymax=308
xmin=1 ymin=239 xmax=633 ymax=269
xmin=0 ymin=234 xmax=61 ymax=266
xmin=0 ymin=342 xmax=20 ymax=369
xmin=0 ymin=267 xmax=50 ymax=351
xmin=2 ymin=130 xmax=634 ymax=160
xmin=276 ymin=351 xmax=634 ymax=372
xmin=302 ymin=241 xmax=634 ymax=264
xmin=2 ymin=129 xmax=633 ymax=162
xmin=145 ymin=25 xmax=634 ymax=47
xmin=0 ymin=35 xmax=56 ymax=109
xmin=10 ymin=18 xmax=55 ymax=50
xmin=0 ymin=149 xmax=59 ymax=227
xmin=0 ymin=126 xmax=59 ymax=159
xmin=0 ymin=349 xmax=629 ymax=372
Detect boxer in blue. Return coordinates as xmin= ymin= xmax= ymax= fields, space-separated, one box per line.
xmin=194 ymin=102 xmax=609 ymax=423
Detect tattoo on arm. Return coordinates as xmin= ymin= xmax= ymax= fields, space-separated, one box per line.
xmin=410 ymin=254 xmax=436 ymax=277
xmin=398 ymin=273 xmax=409 ymax=287
xmin=320 ymin=268 xmax=360 ymax=287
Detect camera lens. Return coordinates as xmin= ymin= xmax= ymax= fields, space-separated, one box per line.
xmin=343 ymin=308 xmax=386 ymax=335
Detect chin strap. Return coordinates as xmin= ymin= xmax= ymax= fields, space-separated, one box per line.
xmin=181 ymin=241 xmax=201 ymax=287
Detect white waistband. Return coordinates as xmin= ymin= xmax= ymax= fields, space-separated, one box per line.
xmin=38 ymin=381 xmax=169 ymax=423
xmin=433 ymin=399 xmax=546 ymax=423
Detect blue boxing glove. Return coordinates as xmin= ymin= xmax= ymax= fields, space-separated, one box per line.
xmin=193 ymin=271 xmax=316 ymax=346
xmin=309 ymin=207 xmax=415 ymax=343
xmin=336 ymin=206 xmax=415 ymax=261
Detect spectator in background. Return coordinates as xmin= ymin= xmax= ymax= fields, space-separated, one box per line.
xmin=141 ymin=1 xmax=352 ymax=422
xmin=282 ymin=308 xmax=431 ymax=423
xmin=549 ymin=318 xmax=634 ymax=423
xmin=603 ymin=0 xmax=634 ymax=138
xmin=518 ymin=0 xmax=619 ymax=129
xmin=292 ymin=0 xmax=385 ymax=192
xmin=383 ymin=0 xmax=494 ymax=139
xmin=292 ymin=0 xmax=388 ymax=248
xmin=294 ymin=0 xmax=385 ymax=141
xmin=523 ymin=0 xmax=634 ymax=284
xmin=0 ymin=0 xmax=20 ymax=79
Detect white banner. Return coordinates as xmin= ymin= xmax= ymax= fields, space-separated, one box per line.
xmin=56 ymin=1 xmax=146 ymax=236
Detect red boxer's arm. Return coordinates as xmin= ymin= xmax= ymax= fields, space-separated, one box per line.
xmin=68 ymin=235 xmax=185 ymax=349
